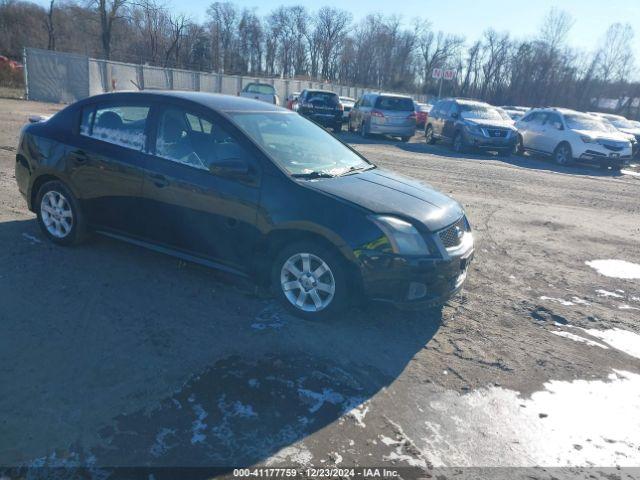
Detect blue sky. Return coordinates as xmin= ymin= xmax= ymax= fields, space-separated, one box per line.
xmin=180 ymin=0 xmax=640 ymax=56
xmin=35 ymin=0 xmax=640 ymax=56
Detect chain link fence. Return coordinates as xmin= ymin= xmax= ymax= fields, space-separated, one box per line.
xmin=24 ymin=48 xmax=427 ymax=105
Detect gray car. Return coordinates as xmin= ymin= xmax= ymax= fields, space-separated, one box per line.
xmin=348 ymin=93 xmax=416 ymax=141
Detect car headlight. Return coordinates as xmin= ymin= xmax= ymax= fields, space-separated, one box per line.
xmin=370 ymin=215 xmax=430 ymax=256
xmin=580 ymin=135 xmax=597 ymax=143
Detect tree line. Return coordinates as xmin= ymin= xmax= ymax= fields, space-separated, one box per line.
xmin=0 ymin=0 xmax=638 ymax=112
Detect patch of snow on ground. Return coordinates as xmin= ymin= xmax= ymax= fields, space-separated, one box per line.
xmin=265 ymin=444 xmax=313 ymax=467
xmin=571 ymin=297 xmax=591 ymax=305
xmin=619 ymin=304 xmax=640 ymax=311
xmin=551 ymin=330 xmax=609 ymax=349
xmin=297 ymin=388 xmax=344 ymax=413
xmin=579 ymin=328 xmax=640 ymax=360
xmin=621 ymin=169 xmax=640 ymax=177
xmin=22 ymin=233 xmax=41 ymax=244
xmin=540 ymin=296 xmax=574 ymax=306
xmin=343 ymin=399 xmax=369 ymax=428
xmin=150 ymin=428 xmax=175 ymax=457
xmin=418 ymin=370 xmax=640 ymax=467
xmin=190 ymin=404 xmax=208 ymax=445
xmin=586 ymin=260 xmax=640 ymax=279
xmin=596 ymin=289 xmax=624 ymax=298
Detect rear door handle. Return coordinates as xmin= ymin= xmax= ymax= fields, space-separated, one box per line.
xmin=149 ymin=173 xmax=169 ymax=188
xmin=69 ymin=150 xmax=88 ymax=164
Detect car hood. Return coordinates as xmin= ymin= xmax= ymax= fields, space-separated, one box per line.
xmin=574 ymin=129 xmax=631 ymax=142
xmin=619 ymin=127 xmax=640 ymax=137
xmin=464 ymin=118 xmax=516 ymax=130
xmin=306 ymin=169 xmax=464 ymax=231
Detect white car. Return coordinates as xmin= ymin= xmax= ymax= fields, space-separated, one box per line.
xmin=239 ymin=83 xmax=279 ymax=105
xmin=588 ymin=112 xmax=640 ymax=158
xmin=339 ymin=96 xmax=355 ymax=122
xmin=515 ymin=108 xmax=633 ymax=170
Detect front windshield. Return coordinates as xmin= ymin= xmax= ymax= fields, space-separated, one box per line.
xmin=565 ymin=114 xmax=609 ymax=132
xmin=229 ymin=112 xmax=372 ymax=176
xmin=459 ymin=104 xmax=503 ymax=121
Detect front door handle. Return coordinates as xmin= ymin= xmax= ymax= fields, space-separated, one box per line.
xmin=149 ymin=173 xmax=169 ymax=188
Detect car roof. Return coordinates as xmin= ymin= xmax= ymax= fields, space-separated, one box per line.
xmin=75 ymin=90 xmax=284 ymax=113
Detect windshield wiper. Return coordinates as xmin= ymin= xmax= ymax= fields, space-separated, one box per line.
xmin=291 ymin=171 xmax=336 ymax=179
xmin=336 ymin=165 xmax=376 ymax=176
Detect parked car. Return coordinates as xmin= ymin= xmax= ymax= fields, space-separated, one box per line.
xmin=14 ymin=91 xmax=474 ymax=319
xmin=297 ymin=89 xmax=343 ymax=133
xmin=496 ymin=107 xmax=516 ymax=126
xmin=425 ymin=98 xmax=517 ymax=156
xmin=588 ymin=112 xmax=640 ymax=157
xmin=339 ymin=96 xmax=356 ymax=123
xmin=515 ymin=108 xmax=632 ymax=169
xmin=414 ymin=102 xmax=431 ymax=129
xmin=502 ymin=108 xmax=526 ymax=122
xmin=286 ymin=91 xmax=300 ymax=110
xmin=348 ymin=93 xmax=416 ymax=141
xmin=239 ymin=82 xmax=279 ymax=105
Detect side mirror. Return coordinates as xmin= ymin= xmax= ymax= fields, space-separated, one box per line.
xmin=451 ymin=112 xmax=459 ymax=119
xmin=209 ymin=158 xmax=250 ymax=179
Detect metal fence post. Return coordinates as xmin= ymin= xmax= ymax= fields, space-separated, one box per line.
xmin=22 ymin=47 xmax=29 ymax=100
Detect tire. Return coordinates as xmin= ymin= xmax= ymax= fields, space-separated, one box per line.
xmin=515 ymin=135 xmax=525 ymax=156
xmin=400 ymin=136 xmax=410 ymax=143
xmin=35 ymin=180 xmax=88 ymax=246
xmin=553 ymin=142 xmax=573 ymax=166
xmin=425 ymin=125 xmax=436 ymax=144
xmin=333 ymin=124 xmax=342 ymax=134
xmin=452 ymin=131 xmax=466 ymax=153
xmin=360 ymin=121 xmax=369 ymax=138
xmin=497 ymin=148 xmax=512 ymax=157
xmin=271 ymin=241 xmax=350 ymax=320
xmin=348 ymin=119 xmax=354 ymax=133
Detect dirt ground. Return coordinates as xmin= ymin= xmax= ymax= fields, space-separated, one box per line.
xmin=1 ymin=98 xmax=640 ymax=479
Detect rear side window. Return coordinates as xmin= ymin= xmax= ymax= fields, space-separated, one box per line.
xmin=374 ymin=96 xmax=415 ymax=111
xmin=244 ymin=83 xmax=275 ymax=95
xmin=82 ymin=104 xmax=150 ymax=151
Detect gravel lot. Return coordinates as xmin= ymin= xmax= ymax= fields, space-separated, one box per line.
xmin=1 ymin=98 xmax=640 ymax=478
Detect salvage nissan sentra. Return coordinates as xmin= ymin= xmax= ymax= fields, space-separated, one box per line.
xmin=15 ymin=91 xmax=473 ymax=319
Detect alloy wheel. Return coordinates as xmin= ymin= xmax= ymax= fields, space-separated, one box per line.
xmin=425 ymin=127 xmax=433 ymax=143
xmin=555 ymin=145 xmax=570 ymax=165
xmin=280 ymin=252 xmax=336 ymax=313
xmin=453 ymin=133 xmax=463 ymax=152
xmin=40 ymin=190 xmax=74 ymax=238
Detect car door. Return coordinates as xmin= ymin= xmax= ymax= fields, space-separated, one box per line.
xmin=539 ymin=112 xmax=563 ymax=153
xmin=71 ymin=100 xmax=152 ymax=236
xmin=141 ymin=103 xmax=262 ymax=272
xmin=442 ymin=101 xmax=459 ymax=141
xmin=519 ymin=112 xmax=547 ymax=151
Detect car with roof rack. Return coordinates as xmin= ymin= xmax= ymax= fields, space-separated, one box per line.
xmin=425 ymin=98 xmax=518 ymax=156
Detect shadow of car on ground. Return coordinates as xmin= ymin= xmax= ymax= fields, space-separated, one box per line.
xmin=0 ymin=218 xmax=442 ymax=475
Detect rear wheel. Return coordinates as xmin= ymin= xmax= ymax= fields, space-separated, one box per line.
xmin=35 ymin=180 xmax=87 ymax=246
xmin=515 ymin=135 xmax=525 ymax=156
xmin=272 ymin=241 xmax=350 ymax=320
xmin=360 ymin=121 xmax=369 ymax=138
xmin=425 ymin=125 xmax=435 ymax=144
xmin=553 ymin=142 xmax=573 ymax=166
xmin=333 ymin=124 xmax=342 ymax=134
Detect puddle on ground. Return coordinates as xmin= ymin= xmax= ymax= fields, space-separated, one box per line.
xmin=416 ymin=370 xmax=640 ymax=467
xmin=586 ymin=260 xmax=640 ymax=280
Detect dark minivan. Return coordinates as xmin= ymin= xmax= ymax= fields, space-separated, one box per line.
xmin=425 ymin=98 xmax=517 ymax=156
xmin=296 ymin=89 xmax=343 ymax=133
xmin=15 ymin=91 xmax=473 ymax=319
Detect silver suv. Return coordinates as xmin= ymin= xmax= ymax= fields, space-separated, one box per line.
xmin=348 ymin=93 xmax=416 ymax=141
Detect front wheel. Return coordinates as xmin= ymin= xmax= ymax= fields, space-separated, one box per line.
xmin=272 ymin=242 xmax=350 ymax=320
xmin=425 ymin=125 xmax=436 ymax=144
xmin=400 ymin=136 xmax=410 ymax=143
xmin=36 ymin=180 xmax=88 ymax=246
xmin=452 ymin=132 xmax=466 ymax=153
xmin=553 ymin=143 xmax=573 ymax=166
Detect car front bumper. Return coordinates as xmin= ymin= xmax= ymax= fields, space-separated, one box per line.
xmin=357 ymin=234 xmax=474 ymax=308
xmin=463 ymin=130 xmax=517 ymax=150
xmin=575 ymin=144 xmax=633 ymax=166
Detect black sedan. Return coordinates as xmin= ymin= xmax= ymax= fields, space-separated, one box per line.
xmin=15 ymin=91 xmax=473 ymax=319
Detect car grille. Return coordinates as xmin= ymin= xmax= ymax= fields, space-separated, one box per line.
xmin=599 ymin=141 xmax=627 ymax=151
xmin=438 ymin=217 xmax=467 ymax=249
xmin=485 ymin=128 xmax=508 ymax=138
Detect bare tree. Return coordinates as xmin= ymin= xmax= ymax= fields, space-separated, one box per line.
xmin=45 ymin=0 xmax=55 ymax=50
xmin=94 ymin=0 xmax=128 ymax=59
xmin=598 ymin=23 xmax=635 ymax=83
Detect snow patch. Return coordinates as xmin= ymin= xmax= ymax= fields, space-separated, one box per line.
xmin=190 ymin=404 xmax=208 ymax=445
xmin=266 ymin=444 xmax=313 ymax=466
xmin=150 ymin=427 xmax=175 ymax=457
xmin=579 ymin=328 xmax=640 ymax=360
xmin=586 ymin=260 xmax=640 ymax=279
xmin=540 ymin=296 xmax=574 ymax=306
xmin=596 ymin=289 xmax=623 ymax=298
xmin=551 ymin=330 xmax=609 ymax=349
xmin=297 ymin=388 xmax=344 ymax=413
xmin=619 ymin=304 xmax=640 ymax=311
xmin=22 ymin=233 xmax=41 ymax=244
xmin=344 ymin=399 xmax=369 ymax=428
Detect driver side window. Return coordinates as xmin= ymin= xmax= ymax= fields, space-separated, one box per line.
xmin=155 ymin=107 xmax=246 ymax=171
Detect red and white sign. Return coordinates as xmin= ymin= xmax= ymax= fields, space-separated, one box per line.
xmin=432 ymin=68 xmax=442 ymax=79
xmin=443 ymin=69 xmax=457 ymax=81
